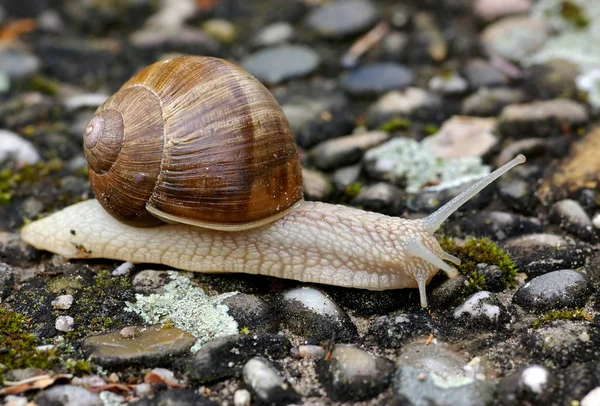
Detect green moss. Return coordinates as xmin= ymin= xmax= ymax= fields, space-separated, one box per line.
xmin=560 ymin=0 xmax=589 ymax=28
xmin=47 ymin=277 xmax=84 ymax=294
xmin=344 ymin=182 xmax=363 ymax=199
xmin=0 ymin=306 xmax=59 ymax=378
xmin=378 ymin=117 xmax=411 ymax=132
xmin=532 ymin=309 xmax=592 ymax=329
xmin=0 ymin=159 xmax=64 ymax=206
xmin=439 ymin=237 xmax=518 ymax=298
xmin=424 ymin=124 xmax=439 ymax=135
xmin=26 ymin=75 xmax=60 ymax=95
xmin=240 ymin=326 xmax=250 ymax=335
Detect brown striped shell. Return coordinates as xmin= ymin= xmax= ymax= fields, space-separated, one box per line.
xmin=83 ymin=56 xmax=303 ymax=230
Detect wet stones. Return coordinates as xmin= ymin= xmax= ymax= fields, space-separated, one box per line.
xmin=83 ymin=325 xmax=196 ymax=368
xmin=316 ymin=344 xmax=395 ymax=401
xmin=278 ymin=287 xmax=358 ymax=342
xmin=242 ymin=357 xmax=300 ymax=405
xmin=454 ymin=291 xmax=508 ymax=328
xmin=514 ymin=270 xmax=590 ymax=311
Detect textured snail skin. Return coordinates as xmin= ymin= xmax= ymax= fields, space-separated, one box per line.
xmin=20 ymin=155 xmax=525 ymax=307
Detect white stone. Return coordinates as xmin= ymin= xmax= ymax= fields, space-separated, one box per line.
xmin=55 ymin=315 xmax=75 ymax=332
xmin=454 ymin=291 xmax=501 ymax=321
xmin=283 ymin=287 xmax=340 ymax=318
xmin=233 ymin=389 xmax=252 ymax=406
xmin=581 ymin=387 xmax=600 ymax=406
xmin=63 ymin=93 xmax=109 ymax=111
xmin=51 ymin=294 xmax=74 ymax=310
xmin=520 ymin=365 xmax=549 ymax=394
xmin=593 ymin=213 xmax=600 ymax=229
xmin=0 ymin=130 xmax=40 ymax=166
xmin=113 ymin=261 xmax=134 ymax=276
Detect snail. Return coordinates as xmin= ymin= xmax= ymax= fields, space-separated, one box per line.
xmin=20 ymin=56 xmax=526 ymax=307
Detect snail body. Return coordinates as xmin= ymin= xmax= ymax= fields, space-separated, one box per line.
xmin=20 ymin=56 xmax=526 ymax=307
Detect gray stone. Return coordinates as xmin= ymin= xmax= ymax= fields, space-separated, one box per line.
xmin=352 ymin=182 xmax=406 ymax=216
xmin=34 ymin=385 xmax=102 ymax=406
xmin=550 ymin=199 xmax=595 ymax=242
xmin=502 ymin=233 xmax=594 ymax=277
xmin=368 ymin=88 xmax=442 ymax=118
xmin=55 ymin=315 xmax=74 ymax=332
xmin=302 ymin=168 xmax=332 ymax=201
xmin=316 ymin=344 xmax=395 ymax=401
xmin=332 ymin=164 xmax=362 ymax=190
xmin=306 ymin=0 xmax=378 ymax=39
xmin=514 ymin=269 xmax=590 ymax=311
xmin=368 ymin=312 xmax=433 ymax=348
xmin=428 ymin=72 xmax=468 ymax=94
xmin=132 ymin=270 xmax=169 ymax=293
xmin=253 ymin=22 xmax=294 ymax=47
xmin=242 ymin=45 xmax=320 ymax=85
xmin=310 ymin=131 xmax=389 ymax=170
xmin=473 ymin=0 xmax=532 ymax=21
xmin=462 ymin=87 xmax=524 ymax=116
xmin=0 ymin=263 xmax=13 ymax=299
xmin=83 ymin=325 xmax=196 ymax=367
xmin=221 ymin=293 xmax=277 ymax=334
xmin=243 ymin=357 xmax=300 ymax=405
xmin=422 ymin=116 xmax=497 ymax=159
xmin=500 ymin=99 xmax=588 ymax=124
xmin=279 ymin=287 xmax=358 ymax=342
xmin=460 ymin=210 xmax=542 ymax=241
xmin=464 ymin=58 xmax=508 ymax=87
xmin=0 ymin=48 xmax=40 ymax=81
xmin=51 ymin=294 xmax=74 ymax=310
xmin=481 ymin=16 xmax=549 ymax=63
xmin=341 ymin=63 xmax=413 ymax=96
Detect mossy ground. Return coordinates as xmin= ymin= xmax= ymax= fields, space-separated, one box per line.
xmin=532 ymin=309 xmax=592 ymax=329
xmin=439 ymin=237 xmax=518 ymax=300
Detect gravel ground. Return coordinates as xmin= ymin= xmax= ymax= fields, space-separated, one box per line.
xmin=1 ymin=0 xmax=600 ymax=405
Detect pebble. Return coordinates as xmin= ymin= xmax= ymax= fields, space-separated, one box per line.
xmin=526 ymin=320 xmax=599 ymax=368
xmin=593 ymin=213 xmax=600 ymax=229
xmin=130 ymin=26 xmax=219 ymax=57
xmin=0 ymin=130 xmax=41 ymax=166
xmin=242 ymin=357 xmax=300 ymax=405
xmin=496 ymin=166 xmax=540 ymax=212
xmin=302 ymin=167 xmax=332 ymax=201
xmin=132 ymin=269 xmax=170 ymax=293
xmin=513 ymin=269 xmax=590 ymax=311
xmin=464 ymin=58 xmax=508 ymax=88
xmin=316 ymin=344 xmax=395 ymax=401
xmin=460 ymin=210 xmax=542 ymax=240
xmin=0 ymin=48 xmax=40 ymax=81
xmin=462 ymin=87 xmax=524 ymax=116
xmin=63 ymin=93 xmax=109 ymax=112
xmin=351 ymin=182 xmax=406 ymax=216
xmin=429 ymin=274 xmax=469 ymax=309
xmin=253 ymin=22 xmax=294 ymax=47
xmin=393 ymin=361 xmax=495 ymax=406
xmin=550 ymin=199 xmax=595 ymax=241
xmin=0 ymin=263 xmax=14 ymax=299
xmin=186 ymin=334 xmax=291 ymax=384
xmin=310 ymin=130 xmax=389 ymax=170
xmin=502 ymin=233 xmax=593 ymax=277
xmin=577 ymin=69 xmax=600 ymax=109
xmin=480 ymin=16 xmax=548 ymax=63
xmin=83 ymin=325 xmax=196 ymax=367
xmin=4 ymin=395 xmax=29 ymax=406
xmin=296 ymin=344 xmax=325 ymax=359
xmin=453 ymin=291 xmax=507 ymax=328
xmin=368 ymin=312 xmax=432 ymax=348
xmin=332 ymin=163 xmax=362 ymax=190
xmin=112 ymin=261 xmax=134 ymax=276
xmin=524 ymin=59 xmax=580 ymax=100
xmin=341 ymin=63 xmax=413 ymax=96
xmin=500 ymin=99 xmax=588 ymax=135
xmin=33 ymin=385 xmax=102 ymax=406
xmin=51 ymin=294 xmax=74 ymax=310
xmin=305 ymin=0 xmax=378 ymax=39
xmin=221 ymin=293 xmax=278 ymax=334
xmin=368 ymin=88 xmax=441 ymax=120
xmin=538 ymin=127 xmax=600 ymax=202
xmin=278 ymin=287 xmax=358 ymax=342
xmin=55 ymin=315 xmax=74 ymax=332
xmin=497 ymin=365 xmax=554 ymax=406
xmin=233 ymin=389 xmax=252 ymax=406
xmin=241 ymin=45 xmax=320 ymax=85
xmin=134 ymin=388 xmax=218 ymax=405
xmin=428 ymin=72 xmax=468 ymax=94
xmin=476 ymin=264 xmax=508 ymax=292
xmin=582 ymin=387 xmax=600 ymax=406
xmin=202 ymin=19 xmax=236 ymax=44
xmin=473 ymin=0 xmax=532 ymax=21
xmin=422 ymin=116 xmax=497 ymax=158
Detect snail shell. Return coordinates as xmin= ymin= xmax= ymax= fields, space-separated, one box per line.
xmin=83 ymin=56 xmax=303 ymax=230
